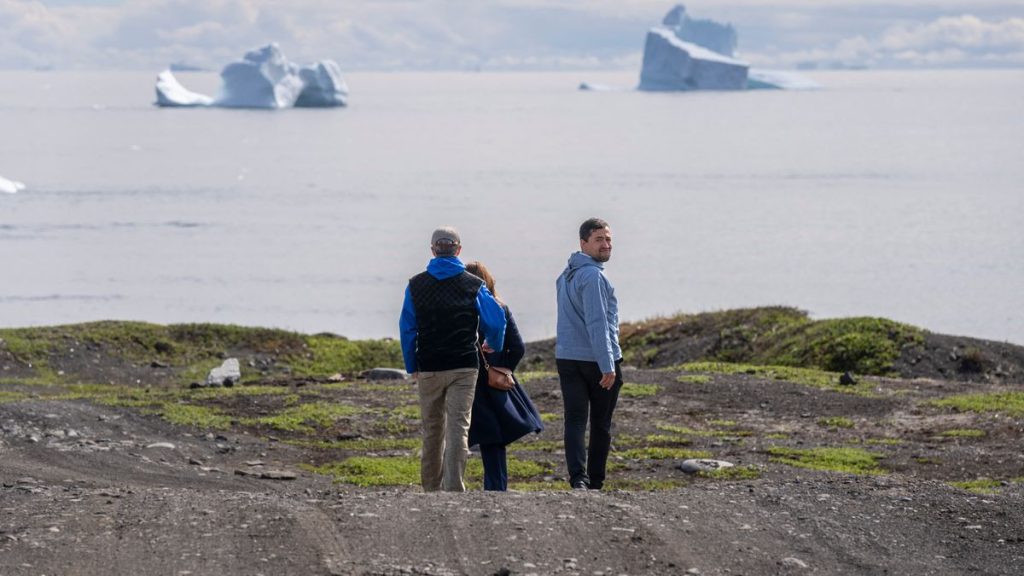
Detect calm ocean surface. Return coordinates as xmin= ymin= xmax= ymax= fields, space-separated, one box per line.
xmin=1 ymin=69 xmax=1022 ymax=344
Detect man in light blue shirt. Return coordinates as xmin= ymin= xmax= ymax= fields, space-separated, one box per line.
xmin=555 ymin=217 xmax=622 ymax=490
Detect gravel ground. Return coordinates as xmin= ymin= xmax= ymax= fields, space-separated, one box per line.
xmin=3 ymin=366 xmax=1023 ymax=576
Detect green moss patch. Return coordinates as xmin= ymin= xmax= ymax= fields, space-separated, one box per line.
xmin=509 ymin=440 xmax=563 ymax=453
xmin=290 ymin=437 xmax=422 ymax=452
xmin=676 ymin=374 xmax=711 ymax=384
xmin=615 ymin=447 xmax=712 ymax=460
xmin=288 ymin=335 xmax=402 ymax=378
xmin=930 ymin=392 xmax=1024 ymax=416
xmin=818 ymin=416 xmax=855 ymax=429
xmin=767 ymin=446 xmax=886 ymax=475
xmin=641 ymin=434 xmax=694 ymax=446
xmin=0 ymin=390 xmax=27 ymax=404
xmin=619 ymin=383 xmax=659 ymax=398
xmin=948 ymin=478 xmax=1004 ymax=495
xmin=755 ymin=317 xmax=922 ymax=375
xmin=865 ymin=437 xmax=903 ymax=446
xmin=58 ymin=384 xmax=177 ymax=408
xmin=517 ymin=371 xmax=556 ymax=383
xmin=245 ymin=401 xmax=362 ymax=433
xmin=312 ymin=454 xmax=551 ymax=487
xmin=697 ymin=466 xmax=762 ymax=481
xmin=655 ymin=422 xmax=752 ymax=438
xmin=939 ymin=428 xmax=986 ymax=438
xmin=309 ymin=456 xmax=420 ymax=487
xmin=679 ymin=361 xmax=876 ymax=395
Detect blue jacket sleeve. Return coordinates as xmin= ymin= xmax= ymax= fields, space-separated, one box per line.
xmin=399 ymin=285 xmax=418 ymax=374
xmin=476 ymin=285 xmax=506 ymax=353
xmin=579 ymin=270 xmax=615 ymax=373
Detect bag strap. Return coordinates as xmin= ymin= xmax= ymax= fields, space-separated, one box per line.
xmin=479 ymin=345 xmax=491 ymax=370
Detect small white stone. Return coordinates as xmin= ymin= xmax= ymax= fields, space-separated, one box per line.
xmin=146 ymin=442 xmax=176 ymax=450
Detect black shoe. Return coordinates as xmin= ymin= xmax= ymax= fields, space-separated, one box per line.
xmin=571 ymin=480 xmax=588 ymax=490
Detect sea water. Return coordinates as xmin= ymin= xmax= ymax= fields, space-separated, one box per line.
xmin=1 ymin=69 xmax=1022 ymax=343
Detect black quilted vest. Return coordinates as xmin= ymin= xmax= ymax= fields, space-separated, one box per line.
xmin=408 ymin=270 xmax=483 ymax=372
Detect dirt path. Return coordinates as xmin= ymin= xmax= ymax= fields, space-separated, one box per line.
xmin=3 ymin=375 xmax=1023 ymax=576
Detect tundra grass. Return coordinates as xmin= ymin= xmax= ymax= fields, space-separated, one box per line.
xmin=818 ymin=416 xmax=855 ymax=429
xmin=57 ymin=384 xmax=178 ymax=408
xmin=697 ymin=466 xmax=763 ymax=481
xmin=767 ymin=446 xmax=885 ymax=475
xmin=516 ymin=371 xmax=557 ymax=383
xmin=615 ymin=447 xmax=712 ymax=460
xmin=939 ymin=428 xmax=986 ymax=438
xmin=509 ymin=440 xmax=563 ymax=453
xmin=865 ymin=437 xmax=903 ymax=445
xmin=288 ymin=438 xmax=422 ymax=452
xmin=948 ymin=478 xmax=1004 ymax=495
xmin=0 ymin=390 xmax=27 ymax=404
xmin=311 ymin=455 xmax=551 ymax=487
xmin=677 ymin=361 xmax=876 ymax=396
xmin=619 ymin=383 xmax=660 ymax=398
xmin=929 ymin=392 xmax=1024 ymax=416
xmin=244 ymin=401 xmax=362 ymax=433
xmin=288 ymin=335 xmax=403 ymax=378
xmin=676 ymin=375 xmax=711 ymax=384
xmin=655 ymin=422 xmax=753 ymax=438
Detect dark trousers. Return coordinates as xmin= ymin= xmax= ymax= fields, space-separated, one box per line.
xmin=480 ymin=443 xmax=508 ymax=491
xmin=557 ymin=359 xmax=622 ymax=490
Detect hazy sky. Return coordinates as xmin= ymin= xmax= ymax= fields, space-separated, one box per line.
xmin=2 ymin=0 xmax=1022 ymax=70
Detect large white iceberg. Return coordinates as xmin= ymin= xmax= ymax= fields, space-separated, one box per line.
xmin=638 ymin=27 xmax=748 ymax=91
xmin=638 ymin=4 xmax=818 ymax=92
xmin=155 ymin=43 xmax=348 ymax=109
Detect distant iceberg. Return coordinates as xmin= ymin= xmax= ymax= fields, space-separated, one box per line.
xmin=637 ymin=4 xmax=818 ymax=92
xmin=1 ymin=174 xmax=25 ymax=194
xmin=661 ymin=4 xmax=737 ymax=58
xmin=639 ymin=27 xmax=748 ymax=91
xmin=155 ymin=43 xmax=348 ymax=109
xmin=155 ymin=70 xmax=214 ymax=107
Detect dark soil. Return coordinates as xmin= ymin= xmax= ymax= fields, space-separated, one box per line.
xmin=2 ymin=322 xmax=1024 ymax=575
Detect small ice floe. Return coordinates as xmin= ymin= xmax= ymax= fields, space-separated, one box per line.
xmin=0 ymin=174 xmax=26 ymax=194
xmin=578 ymin=82 xmax=630 ymax=92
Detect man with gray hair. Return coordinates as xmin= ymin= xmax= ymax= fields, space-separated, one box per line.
xmin=400 ymin=226 xmax=506 ymax=492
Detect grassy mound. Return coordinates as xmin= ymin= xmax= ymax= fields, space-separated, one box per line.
xmin=0 ymin=321 xmax=402 ymax=385
xmin=619 ymin=307 xmax=923 ymax=376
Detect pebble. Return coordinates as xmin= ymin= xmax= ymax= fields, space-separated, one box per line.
xmin=781 ymin=557 xmax=808 ymax=568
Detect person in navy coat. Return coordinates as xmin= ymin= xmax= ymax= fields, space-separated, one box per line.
xmin=465 ymin=261 xmax=544 ymax=491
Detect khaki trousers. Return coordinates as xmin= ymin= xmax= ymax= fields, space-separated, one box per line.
xmin=417 ymin=367 xmax=477 ymax=492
